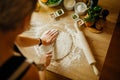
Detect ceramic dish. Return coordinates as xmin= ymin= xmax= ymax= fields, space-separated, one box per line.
xmin=63 ymin=0 xmax=76 ymax=10
xmin=74 ymin=2 xmax=88 ymax=15
xmin=41 ymin=0 xmax=62 ymax=7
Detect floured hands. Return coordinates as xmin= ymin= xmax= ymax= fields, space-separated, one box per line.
xmin=40 ymin=29 xmax=59 ymax=45
xmin=39 ymin=50 xmax=52 ymax=67
xmin=39 ymin=29 xmax=59 ymax=69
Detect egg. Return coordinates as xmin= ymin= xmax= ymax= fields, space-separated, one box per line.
xmin=41 ymin=0 xmax=48 ymax=3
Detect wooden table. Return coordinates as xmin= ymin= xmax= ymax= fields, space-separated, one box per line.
xmin=16 ymin=3 xmax=119 ymax=80
xmin=99 ymin=12 xmax=120 ymax=80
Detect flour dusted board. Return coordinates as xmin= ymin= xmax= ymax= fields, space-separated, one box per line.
xmin=17 ymin=21 xmax=98 ymax=80
xmin=36 ymin=23 xmax=97 ymax=80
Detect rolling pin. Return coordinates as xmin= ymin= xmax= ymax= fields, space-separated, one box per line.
xmin=74 ymin=19 xmax=99 ymax=76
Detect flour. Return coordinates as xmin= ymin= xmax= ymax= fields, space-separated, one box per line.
xmin=66 ymin=0 xmax=75 ymax=6
xmin=74 ymin=2 xmax=87 ymax=15
xmin=54 ymin=31 xmax=72 ymax=60
xmin=77 ymin=5 xmax=85 ymax=12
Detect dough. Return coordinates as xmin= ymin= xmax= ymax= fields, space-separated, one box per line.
xmin=38 ymin=28 xmax=73 ymax=61
xmin=53 ymin=31 xmax=72 ymax=60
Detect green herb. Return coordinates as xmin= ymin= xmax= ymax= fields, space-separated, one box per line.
xmin=84 ymin=6 xmax=102 ymax=22
xmin=73 ymin=15 xmax=77 ymax=19
xmin=46 ymin=0 xmax=60 ymax=5
xmin=84 ymin=15 xmax=95 ymax=22
xmin=58 ymin=10 xmax=62 ymax=14
xmin=93 ymin=6 xmax=102 ymax=13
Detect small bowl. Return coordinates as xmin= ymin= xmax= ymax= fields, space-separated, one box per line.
xmin=74 ymin=2 xmax=88 ymax=15
xmin=44 ymin=0 xmax=62 ymax=7
xmin=64 ymin=0 xmax=76 ymax=10
xmin=72 ymin=13 xmax=79 ymax=21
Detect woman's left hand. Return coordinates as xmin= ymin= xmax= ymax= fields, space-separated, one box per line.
xmin=39 ymin=50 xmax=53 ymax=67
xmin=40 ymin=29 xmax=59 ymax=45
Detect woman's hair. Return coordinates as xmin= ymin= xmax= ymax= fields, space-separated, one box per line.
xmin=0 ymin=0 xmax=37 ymax=32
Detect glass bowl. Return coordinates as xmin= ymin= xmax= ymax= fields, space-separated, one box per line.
xmin=42 ymin=0 xmax=62 ymax=7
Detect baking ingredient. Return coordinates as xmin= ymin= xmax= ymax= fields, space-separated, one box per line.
xmin=73 ymin=15 xmax=78 ymax=19
xmin=72 ymin=13 xmax=79 ymax=21
xmin=64 ymin=0 xmax=76 ymax=10
xmin=41 ymin=0 xmax=48 ymax=3
xmin=74 ymin=2 xmax=87 ymax=15
xmin=77 ymin=4 xmax=86 ymax=13
xmin=57 ymin=10 xmax=62 ymax=15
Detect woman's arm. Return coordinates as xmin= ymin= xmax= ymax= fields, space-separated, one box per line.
xmin=39 ymin=70 xmax=46 ymax=80
xmin=16 ymin=29 xmax=58 ymax=80
xmin=31 ymin=50 xmax=52 ymax=80
xmin=16 ymin=35 xmax=40 ymax=47
xmin=15 ymin=29 xmax=59 ymax=47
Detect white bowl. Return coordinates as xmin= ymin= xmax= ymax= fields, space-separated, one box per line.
xmin=64 ymin=0 xmax=76 ymax=10
xmin=74 ymin=2 xmax=87 ymax=15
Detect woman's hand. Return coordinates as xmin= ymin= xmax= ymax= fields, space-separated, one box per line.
xmin=40 ymin=29 xmax=59 ymax=45
xmin=39 ymin=51 xmax=52 ymax=67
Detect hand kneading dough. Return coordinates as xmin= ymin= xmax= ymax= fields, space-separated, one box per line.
xmin=38 ymin=30 xmax=73 ymax=61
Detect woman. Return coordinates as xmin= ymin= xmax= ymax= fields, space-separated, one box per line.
xmin=0 ymin=0 xmax=59 ymax=80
